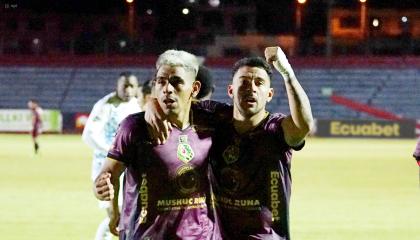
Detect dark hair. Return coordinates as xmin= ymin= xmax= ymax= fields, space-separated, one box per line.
xmin=196 ymin=65 xmax=215 ymax=100
xmin=119 ymin=71 xmax=134 ymax=78
xmin=231 ymin=57 xmax=273 ymax=79
xmin=141 ymin=79 xmax=153 ymax=96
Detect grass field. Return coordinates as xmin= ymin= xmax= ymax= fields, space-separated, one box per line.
xmin=0 ymin=134 xmax=419 ymax=240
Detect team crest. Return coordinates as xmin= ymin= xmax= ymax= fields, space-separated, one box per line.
xmin=177 ymin=135 xmax=194 ymax=163
xmin=222 ymin=144 xmax=240 ymax=164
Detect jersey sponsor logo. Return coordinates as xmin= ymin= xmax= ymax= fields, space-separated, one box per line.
xmin=175 ymin=165 xmax=200 ymax=194
xmin=138 ymin=174 xmax=148 ymax=224
xmin=270 ymin=171 xmax=281 ymax=221
xmin=156 ymin=196 xmax=206 ymax=210
xmin=213 ymin=195 xmax=261 ymax=210
xmin=177 ymin=135 xmax=194 ymax=163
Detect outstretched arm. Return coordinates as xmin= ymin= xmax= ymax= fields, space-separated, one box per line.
xmin=265 ymin=46 xmax=314 ymax=147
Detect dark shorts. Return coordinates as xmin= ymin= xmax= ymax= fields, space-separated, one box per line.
xmin=31 ymin=126 xmax=41 ymax=138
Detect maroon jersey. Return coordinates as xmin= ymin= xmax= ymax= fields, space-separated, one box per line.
xmin=108 ymin=112 xmax=221 ymax=240
xmin=31 ymin=107 xmax=42 ymax=137
xmin=413 ymin=137 xmax=420 ymax=166
xmin=209 ymin=113 xmax=303 ymax=240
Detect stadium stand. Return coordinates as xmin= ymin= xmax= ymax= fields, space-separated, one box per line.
xmin=1 ymin=66 xmax=419 ymax=123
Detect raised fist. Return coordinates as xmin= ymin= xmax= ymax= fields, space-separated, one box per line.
xmin=264 ymin=46 xmax=294 ymax=79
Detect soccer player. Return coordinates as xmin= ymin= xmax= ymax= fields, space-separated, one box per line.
xmin=137 ymin=79 xmax=153 ymax=109
xmin=27 ymin=99 xmax=43 ymax=154
xmin=146 ymin=65 xmax=216 ymax=145
xmin=82 ymin=72 xmax=140 ymax=240
xmin=208 ymin=46 xmax=313 ymax=239
xmin=196 ymin=65 xmax=215 ymax=101
xmin=144 ymin=46 xmax=313 ymax=239
xmin=94 ymin=50 xmax=221 ymax=239
xmin=413 ymin=137 xmax=420 ymax=166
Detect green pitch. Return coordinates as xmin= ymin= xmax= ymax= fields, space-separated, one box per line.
xmin=0 ymin=134 xmax=419 ymax=240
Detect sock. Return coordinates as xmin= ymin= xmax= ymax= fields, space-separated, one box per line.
xmin=34 ymin=143 xmax=39 ymax=154
xmin=94 ymin=217 xmax=112 ymax=240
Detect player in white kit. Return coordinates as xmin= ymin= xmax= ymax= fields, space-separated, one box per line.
xmin=82 ymin=72 xmax=141 ymax=240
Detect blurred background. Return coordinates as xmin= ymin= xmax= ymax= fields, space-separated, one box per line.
xmin=0 ymin=0 xmax=419 ymax=133
xmin=1 ymin=0 xmax=420 ymax=57
xmin=0 ymin=1 xmax=419 ymax=239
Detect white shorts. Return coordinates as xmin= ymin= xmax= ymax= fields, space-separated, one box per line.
xmin=91 ymin=154 xmax=123 ymax=209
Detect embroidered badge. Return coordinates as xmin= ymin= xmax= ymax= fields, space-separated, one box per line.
xmin=222 ymin=137 xmax=240 ymax=164
xmin=177 ymin=135 xmax=194 ymax=163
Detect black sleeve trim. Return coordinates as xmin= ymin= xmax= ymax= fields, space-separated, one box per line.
xmin=107 ymin=153 xmax=127 ymax=164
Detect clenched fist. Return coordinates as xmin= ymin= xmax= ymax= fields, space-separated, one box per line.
xmin=94 ymin=172 xmax=115 ymax=201
xmin=264 ymin=46 xmax=295 ymax=79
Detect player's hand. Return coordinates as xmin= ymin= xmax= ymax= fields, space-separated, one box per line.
xmin=94 ymin=172 xmax=114 ymax=201
xmin=109 ymin=211 xmax=120 ymax=236
xmin=264 ymin=46 xmax=295 ymax=79
xmin=144 ymin=98 xmax=172 ymax=144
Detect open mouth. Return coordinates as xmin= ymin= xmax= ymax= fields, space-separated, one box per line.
xmin=163 ymin=98 xmax=176 ymax=105
xmin=243 ymin=96 xmax=257 ymax=104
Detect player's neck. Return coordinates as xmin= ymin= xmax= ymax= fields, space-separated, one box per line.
xmin=108 ymin=95 xmax=127 ymax=106
xmin=168 ymin=107 xmax=191 ymax=130
xmin=233 ymin=109 xmax=268 ymax=134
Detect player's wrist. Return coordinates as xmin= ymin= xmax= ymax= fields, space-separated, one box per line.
xmin=273 ymin=61 xmax=295 ymax=80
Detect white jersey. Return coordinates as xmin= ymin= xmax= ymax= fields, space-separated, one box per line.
xmin=82 ymin=92 xmax=141 ymax=180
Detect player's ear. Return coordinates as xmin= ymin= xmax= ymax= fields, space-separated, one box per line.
xmin=191 ymin=80 xmax=201 ymax=98
xmin=267 ymin=87 xmax=274 ymax=102
xmin=227 ymin=85 xmax=234 ymax=99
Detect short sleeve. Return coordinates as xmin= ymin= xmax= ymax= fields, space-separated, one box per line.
xmin=266 ymin=113 xmax=305 ymax=151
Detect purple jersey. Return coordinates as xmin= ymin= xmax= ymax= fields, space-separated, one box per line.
xmin=108 ymin=112 xmax=221 ymax=240
xmin=209 ymin=113 xmax=303 ymax=240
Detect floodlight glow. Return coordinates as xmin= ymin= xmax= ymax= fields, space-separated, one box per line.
xmin=359 ymin=0 xmax=366 ymax=3
xmin=297 ymin=0 xmax=306 ymax=4
xmin=119 ymin=40 xmax=127 ymax=48
xmin=33 ymin=38 xmax=40 ymax=45
xmin=401 ymin=16 xmax=408 ymax=23
xmin=146 ymin=9 xmax=152 ymax=15
xmin=209 ymin=0 xmax=220 ymax=7
xmin=372 ymin=19 xmax=379 ymax=27
xmin=182 ymin=8 xmax=189 ymax=15
xmin=126 ymin=0 xmax=134 ymax=3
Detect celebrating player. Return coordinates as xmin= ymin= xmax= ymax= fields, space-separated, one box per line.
xmin=94 ymin=50 xmax=222 ymax=239
xmin=208 ymin=46 xmax=313 ymax=239
xmin=144 ymin=46 xmax=313 ymax=239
